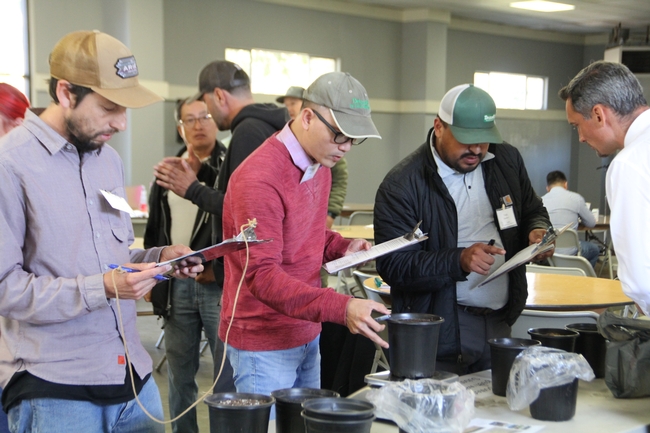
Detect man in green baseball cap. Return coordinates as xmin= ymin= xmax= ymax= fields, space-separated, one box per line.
xmin=374 ymin=83 xmax=552 ymax=375
xmin=217 ymin=72 xmax=388 ymax=418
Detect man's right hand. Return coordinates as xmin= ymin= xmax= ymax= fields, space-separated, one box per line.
xmin=103 ymin=262 xmax=171 ymax=300
xmin=460 ymin=243 xmax=506 ymax=275
xmin=345 ymin=298 xmax=390 ymax=348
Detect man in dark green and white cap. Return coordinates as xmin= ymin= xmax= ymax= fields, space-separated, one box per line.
xmin=218 ymin=72 xmax=388 ymax=417
xmin=374 ymin=84 xmax=552 ymax=375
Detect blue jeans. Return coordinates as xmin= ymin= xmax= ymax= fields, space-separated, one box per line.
xmin=7 ymin=376 xmax=164 ymax=433
xmin=226 ymin=336 xmax=321 ymax=419
xmin=164 ymin=278 xmax=231 ymax=433
xmin=580 ymin=240 xmax=600 ymax=268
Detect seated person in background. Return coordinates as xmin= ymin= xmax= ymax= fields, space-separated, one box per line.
xmin=541 ymin=170 xmax=599 ymax=267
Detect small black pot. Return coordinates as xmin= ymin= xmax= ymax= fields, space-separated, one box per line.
xmin=272 ymin=388 xmax=340 ymax=433
xmin=566 ymin=322 xmax=607 ymax=378
xmin=488 ymin=338 xmax=541 ymax=397
xmin=387 ymin=313 xmax=445 ymax=379
xmin=204 ymin=392 xmax=274 ymax=433
xmin=530 ymin=378 xmax=579 ymax=421
xmin=527 ymin=328 xmax=579 ymax=352
xmin=302 ymin=412 xmax=375 ymax=433
xmin=301 ymin=398 xmax=374 ymax=421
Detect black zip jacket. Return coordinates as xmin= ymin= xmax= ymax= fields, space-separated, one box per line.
xmin=374 ymin=128 xmax=550 ymax=365
xmin=143 ymin=141 xmax=226 ymax=317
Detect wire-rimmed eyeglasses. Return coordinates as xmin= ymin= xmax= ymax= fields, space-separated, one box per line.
xmin=311 ymin=110 xmax=366 ymax=145
xmin=179 ymin=113 xmax=213 ymax=128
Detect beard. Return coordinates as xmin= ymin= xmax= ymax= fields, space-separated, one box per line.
xmin=65 ymin=117 xmax=118 ymax=154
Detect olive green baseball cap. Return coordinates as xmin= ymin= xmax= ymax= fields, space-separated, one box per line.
xmin=438 ymin=84 xmax=502 ymax=144
xmin=303 ymin=72 xmax=381 ymax=140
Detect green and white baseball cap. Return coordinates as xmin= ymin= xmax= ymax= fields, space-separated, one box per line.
xmin=303 ymin=72 xmax=381 ymax=140
xmin=438 ymin=84 xmax=502 ymax=145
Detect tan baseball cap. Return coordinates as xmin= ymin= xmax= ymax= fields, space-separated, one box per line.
xmin=49 ymin=30 xmax=163 ymax=108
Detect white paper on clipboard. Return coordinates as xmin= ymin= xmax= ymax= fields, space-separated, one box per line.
xmin=477 ymin=222 xmax=572 ymax=287
xmin=323 ymin=223 xmax=428 ymax=274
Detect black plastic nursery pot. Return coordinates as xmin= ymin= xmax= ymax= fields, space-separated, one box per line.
xmin=301 ymin=412 xmax=375 ymax=433
xmin=272 ymin=388 xmax=340 ymax=433
xmin=566 ymin=322 xmax=607 ymax=378
xmin=301 ymin=398 xmax=375 ymax=433
xmin=529 ymin=378 xmax=579 ymax=421
xmin=527 ymin=328 xmax=579 ymax=352
xmin=488 ymin=337 xmax=541 ymax=397
xmin=204 ymin=392 xmax=275 ymax=433
xmin=387 ymin=313 xmax=445 ymax=379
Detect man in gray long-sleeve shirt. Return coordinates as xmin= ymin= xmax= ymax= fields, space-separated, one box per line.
xmin=0 ymin=30 xmax=202 ymax=432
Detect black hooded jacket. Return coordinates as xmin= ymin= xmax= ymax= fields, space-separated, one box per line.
xmin=374 ymin=128 xmax=550 ymax=366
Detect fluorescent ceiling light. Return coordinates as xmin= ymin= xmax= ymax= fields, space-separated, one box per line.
xmin=510 ymin=1 xmax=575 ymax=12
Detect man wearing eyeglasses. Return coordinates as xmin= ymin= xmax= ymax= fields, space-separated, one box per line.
xmin=144 ymin=97 xmax=227 ymax=433
xmin=219 ymin=72 xmax=390 ymax=418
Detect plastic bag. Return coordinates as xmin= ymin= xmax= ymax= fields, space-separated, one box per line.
xmin=598 ymin=305 xmax=650 ymax=398
xmin=506 ymin=346 xmax=594 ymax=411
xmin=366 ymin=379 xmax=474 ymax=433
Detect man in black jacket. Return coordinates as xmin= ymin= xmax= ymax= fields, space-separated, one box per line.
xmin=374 ymin=84 xmax=552 ymax=375
xmin=153 ymin=61 xmax=287 ymax=284
xmin=144 ymin=98 xmax=228 ymax=433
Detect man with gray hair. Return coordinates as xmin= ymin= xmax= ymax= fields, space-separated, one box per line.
xmin=560 ymin=60 xmax=650 ymax=314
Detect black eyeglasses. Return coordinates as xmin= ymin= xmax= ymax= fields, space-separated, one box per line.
xmin=311 ymin=109 xmax=366 ymax=146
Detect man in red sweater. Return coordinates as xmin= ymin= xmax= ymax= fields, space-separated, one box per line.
xmin=220 ymin=72 xmax=389 ymax=415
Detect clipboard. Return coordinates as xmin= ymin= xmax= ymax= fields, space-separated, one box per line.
xmin=157 ymin=225 xmax=272 ymax=268
xmin=323 ymin=222 xmax=428 ymax=274
xmin=477 ymin=222 xmax=572 ymax=287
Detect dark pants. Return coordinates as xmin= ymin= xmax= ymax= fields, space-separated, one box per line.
xmin=436 ymin=307 xmax=511 ymax=375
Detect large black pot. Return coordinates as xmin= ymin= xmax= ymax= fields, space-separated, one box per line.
xmin=387 ymin=313 xmax=445 ymax=379
xmin=488 ymin=337 xmax=541 ymax=397
xmin=204 ymin=392 xmax=274 ymax=433
xmin=566 ymin=322 xmax=606 ymax=378
xmin=530 ymin=378 xmax=579 ymax=421
xmin=272 ymin=388 xmax=340 ymax=433
xmin=527 ymin=328 xmax=579 ymax=352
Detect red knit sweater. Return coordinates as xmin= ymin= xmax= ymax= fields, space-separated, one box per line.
xmin=219 ymin=134 xmax=352 ymax=351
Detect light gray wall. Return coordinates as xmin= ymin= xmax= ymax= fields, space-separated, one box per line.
xmin=28 ymin=0 xmax=609 ymax=206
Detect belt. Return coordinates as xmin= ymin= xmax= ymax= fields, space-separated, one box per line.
xmin=458 ymin=304 xmax=496 ymax=316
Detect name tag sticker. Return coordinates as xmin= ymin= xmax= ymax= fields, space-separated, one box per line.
xmin=100 ymin=189 xmax=133 ymax=214
xmin=496 ymin=206 xmax=517 ymax=230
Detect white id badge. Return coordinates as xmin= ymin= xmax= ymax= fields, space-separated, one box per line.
xmin=496 ymin=206 xmax=517 ymax=229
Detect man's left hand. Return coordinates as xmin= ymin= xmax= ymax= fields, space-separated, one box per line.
xmin=529 ymin=228 xmax=554 ymax=261
xmin=345 ymin=298 xmax=390 ymax=349
xmin=160 ymin=244 xmax=204 ymax=278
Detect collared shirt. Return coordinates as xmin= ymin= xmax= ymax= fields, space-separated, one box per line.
xmin=278 ymin=122 xmax=321 ymax=183
xmin=0 ymin=110 xmax=163 ymax=387
xmin=430 ymin=137 xmax=508 ymax=309
xmin=541 ymin=186 xmax=595 ymax=255
xmin=607 ymin=108 xmax=650 ymax=315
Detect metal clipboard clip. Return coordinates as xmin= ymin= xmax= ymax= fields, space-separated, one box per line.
xmin=405 ymin=221 xmax=425 ymax=241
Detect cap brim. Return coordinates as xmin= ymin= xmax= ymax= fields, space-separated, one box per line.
xmin=92 ymin=85 xmax=163 ymax=109
xmin=449 ymin=124 xmax=502 ymax=145
xmin=330 ymin=109 xmax=381 ymax=140
xmin=276 ymin=96 xmax=285 ymax=103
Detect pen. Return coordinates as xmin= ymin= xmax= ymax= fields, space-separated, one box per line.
xmin=488 ymin=239 xmax=496 ymax=247
xmin=107 ymin=264 xmax=169 ymax=281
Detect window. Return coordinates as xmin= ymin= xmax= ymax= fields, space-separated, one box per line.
xmin=474 ymin=71 xmax=547 ymax=110
xmin=0 ymin=0 xmax=29 ymax=96
xmin=225 ymin=48 xmax=338 ymax=95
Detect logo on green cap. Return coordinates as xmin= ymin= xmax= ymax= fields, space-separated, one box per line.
xmin=484 ymin=114 xmax=495 ymax=123
xmin=350 ymin=98 xmax=370 ymax=110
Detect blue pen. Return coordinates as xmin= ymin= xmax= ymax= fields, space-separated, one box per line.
xmin=107 ymin=264 xmax=169 ymax=281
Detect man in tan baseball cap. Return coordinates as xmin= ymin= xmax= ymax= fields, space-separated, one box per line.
xmin=0 ymin=30 xmax=201 ymax=432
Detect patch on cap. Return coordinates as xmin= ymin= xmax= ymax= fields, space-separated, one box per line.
xmin=303 ymin=72 xmax=381 ymax=140
xmin=115 ymin=56 xmax=138 ymax=79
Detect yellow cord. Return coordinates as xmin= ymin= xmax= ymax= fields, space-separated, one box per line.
xmin=111 ymin=217 xmax=257 ymax=424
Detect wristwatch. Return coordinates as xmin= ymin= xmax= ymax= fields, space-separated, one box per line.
xmin=327 ymin=211 xmax=337 ymax=219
